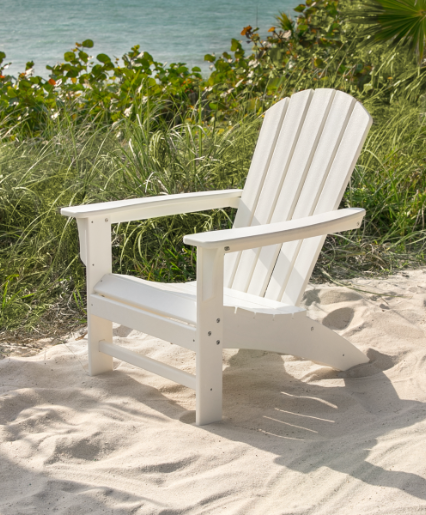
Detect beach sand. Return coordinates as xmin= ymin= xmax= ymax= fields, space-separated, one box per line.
xmin=1 ymin=269 xmax=426 ymax=514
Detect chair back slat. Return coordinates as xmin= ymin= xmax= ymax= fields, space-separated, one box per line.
xmin=224 ymin=88 xmax=372 ymax=305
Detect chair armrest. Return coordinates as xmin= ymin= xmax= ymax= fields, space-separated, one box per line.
xmin=60 ymin=189 xmax=242 ymax=223
xmin=183 ymin=208 xmax=365 ymax=252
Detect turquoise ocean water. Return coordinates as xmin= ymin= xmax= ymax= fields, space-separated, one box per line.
xmin=3 ymin=0 xmax=296 ymax=77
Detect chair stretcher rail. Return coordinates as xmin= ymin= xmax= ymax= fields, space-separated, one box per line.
xmin=99 ymin=341 xmax=196 ymax=390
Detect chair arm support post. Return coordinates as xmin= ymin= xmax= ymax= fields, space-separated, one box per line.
xmin=184 ymin=208 xmax=365 ymax=252
xmin=84 ymin=216 xmax=114 ymax=375
xmin=195 ymin=246 xmax=224 ymax=426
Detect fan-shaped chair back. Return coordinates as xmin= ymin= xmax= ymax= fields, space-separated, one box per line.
xmin=224 ymin=88 xmax=372 ymax=305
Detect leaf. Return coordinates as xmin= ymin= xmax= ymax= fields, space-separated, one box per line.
xmin=78 ymin=51 xmax=89 ymax=62
xmin=103 ymin=62 xmax=115 ymax=71
xmin=276 ymin=12 xmax=293 ymax=31
xmin=344 ymin=0 xmax=426 ymax=63
xmin=294 ymin=4 xmax=306 ymax=13
xmin=82 ymin=39 xmax=94 ymax=48
xmin=204 ymin=54 xmax=216 ymax=62
xmin=91 ymin=64 xmax=104 ymax=75
xmin=241 ymin=25 xmax=252 ymax=36
xmin=267 ymin=77 xmax=281 ymax=90
xmin=66 ymin=68 xmax=79 ymax=78
xmin=269 ymin=48 xmax=285 ymax=66
xmin=48 ymin=78 xmax=56 ymax=86
xmin=64 ymin=52 xmax=75 ymax=62
xmin=230 ymin=39 xmax=242 ymax=52
xmin=97 ymin=53 xmax=111 ymax=63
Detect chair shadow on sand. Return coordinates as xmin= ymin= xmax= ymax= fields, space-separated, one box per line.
xmin=198 ymin=347 xmax=426 ymax=501
xmin=177 ymin=346 xmax=426 ymax=501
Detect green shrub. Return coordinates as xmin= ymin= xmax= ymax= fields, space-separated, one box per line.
xmin=1 ymin=0 xmax=426 ymax=334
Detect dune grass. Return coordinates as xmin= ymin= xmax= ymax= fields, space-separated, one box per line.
xmin=1 ymin=98 xmax=426 ymax=337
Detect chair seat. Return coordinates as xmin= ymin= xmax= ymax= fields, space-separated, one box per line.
xmin=93 ymin=274 xmax=304 ymax=326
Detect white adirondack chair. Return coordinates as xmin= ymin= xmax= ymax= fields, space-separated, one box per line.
xmin=61 ymin=88 xmax=372 ymax=426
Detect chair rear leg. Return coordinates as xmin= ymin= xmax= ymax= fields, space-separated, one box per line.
xmin=223 ymin=311 xmax=368 ymax=371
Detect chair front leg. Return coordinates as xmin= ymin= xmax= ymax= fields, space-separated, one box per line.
xmin=82 ymin=216 xmax=114 ymax=376
xmin=195 ymin=247 xmax=224 ymax=426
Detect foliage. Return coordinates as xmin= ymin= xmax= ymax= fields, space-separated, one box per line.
xmin=1 ymin=0 xmax=426 ymax=335
xmin=1 ymin=0 xmax=426 ymax=137
xmin=343 ymin=0 xmax=426 ymax=65
xmin=0 ymin=41 xmax=203 ymax=136
xmin=1 ymin=100 xmax=426 ymax=333
xmin=0 ymin=110 xmax=256 ymax=331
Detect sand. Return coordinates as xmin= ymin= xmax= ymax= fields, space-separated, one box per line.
xmin=1 ymin=269 xmax=426 ymax=514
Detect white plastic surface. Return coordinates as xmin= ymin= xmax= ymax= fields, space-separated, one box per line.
xmin=184 ymin=208 xmax=365 ymax=251
xmin=61 ymin=189 xmax=242 ymax=223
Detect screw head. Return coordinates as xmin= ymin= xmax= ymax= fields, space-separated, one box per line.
xmin=224 ymin=246 xmax=230 ymax=251
xmin=216 ymin=318 xmax=220 ymax=323
xmin=208 ymin=331 xmax=212 ymax=336
xmin=105 ymin=218 xmax=109 ymax=222
xmin=216 ymin=340 xmax=220 ymax=345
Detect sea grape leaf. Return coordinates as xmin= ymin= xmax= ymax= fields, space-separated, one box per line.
xmin=64 ymin=52 xmax=75 ymax=62
xmin=66 ymin=68 xmax=79 ymax=78
xmin=97 ymin=53 xmax=111 ymax=63
xmin=79 ymin=51 xmax=89 ymax=62
xmin=82 ymin=39 xmax=94 ymax=48
xmin=230 ymin=39 xmax=242 ymax=52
